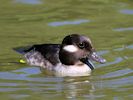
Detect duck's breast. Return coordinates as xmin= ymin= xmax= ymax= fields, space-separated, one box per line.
xmin=54 ymin=64 xmax=92 ymax=77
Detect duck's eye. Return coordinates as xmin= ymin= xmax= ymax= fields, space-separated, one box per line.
xmin=78 ymin=43 xmax=84 ymax=49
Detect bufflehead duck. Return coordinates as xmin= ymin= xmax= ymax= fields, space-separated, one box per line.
xmin=14 ymin=34 xmax=106 ymax=76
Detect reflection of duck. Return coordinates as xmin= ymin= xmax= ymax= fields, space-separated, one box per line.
xmin=62 ymin=77 xmax=95 ymax=99
xmin=14 ymin=34 xmax=106 ymax=76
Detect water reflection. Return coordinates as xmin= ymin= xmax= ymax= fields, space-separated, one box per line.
xmin=120 ymin=9 xmax=133 ymax=15
xmin=113 ymin=27 xmax=133 ymax=32
xmin=97 ymin=50 xmax=109 ymax=55
xmin=10 ymin=94 xmax=30 ymax=99
xmin=0 ymin=67 xmax=45 ymax=81
xmin=62 ymin=77 xmax=95 ymax=99
xmin=114 ymin=47 xmax=125 ymax=51
xmin=48 ymin=19 xmax=90 ymax=26
xmin=101 ymin=68 xmax=133 ymax=79
xmin=96 ymin=44 xmax=133 ymax=68
xmin=13 ymin=67 xmax=41 ymax=75
xmin=0 ymin=87 xmax=27 ymax=92
xmin=97 ymin=57 xmax=123 ymax=68
xmin=14 ymin=0 xmax=42 ymax=4
xmin=126 ymin=44 xmax=133 ymax=49
xmin=0 ymin=70 xmax=95 ymax=99
xmin=114 ymin=44 xmax=133 ymax=51
xmin=96 ymin=76 xmax=133 ymax=88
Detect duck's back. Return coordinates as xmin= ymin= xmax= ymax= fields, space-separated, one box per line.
xmin=31 ymin=44 xmax=60 ymax=65
xmin=14 ymin=44 xmax=61 ymax=69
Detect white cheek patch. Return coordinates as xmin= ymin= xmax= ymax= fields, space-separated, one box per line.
xmin=63 ymin=45 xmax=78 ymax=53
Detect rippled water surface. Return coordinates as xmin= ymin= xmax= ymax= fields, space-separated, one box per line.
xmin=0 ymin=0 xmax=133 ymax=100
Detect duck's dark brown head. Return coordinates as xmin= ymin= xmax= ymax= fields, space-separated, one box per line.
xmin=59 ymin=34 xmax=106 ymax=69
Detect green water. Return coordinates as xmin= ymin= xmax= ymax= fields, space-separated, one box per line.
xmin=0 ymin=0 xmax=133 ymax=100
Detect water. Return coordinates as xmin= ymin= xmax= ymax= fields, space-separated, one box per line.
xmin=120 ymin=9 xmax=133 ymax=15
xmin=0 ymin=0 xmax=133 ymax=100
xmin=14 ymin=0 xmax=42 ymax=4
xmin=48 ymin=19 xmax=90 ymax=26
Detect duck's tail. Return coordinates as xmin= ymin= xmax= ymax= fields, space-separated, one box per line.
xmin=13 ymin=46 xmax=33 ymax=64
xmin=13 ymin=46 xmax=33 ymax=55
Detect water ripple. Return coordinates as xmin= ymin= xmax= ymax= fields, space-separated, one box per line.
xmin=0 ymin=88 xmax=27 ymax=92
xmin=101 ymin=68 xmax=133 ymax=79
xmin=113 ymin=27 xmax=133 ymax=32
xmin=48 ymin=19 xmax=90 ymax=27
xmin=0 ymin=83 xmax=18 ymax=86
xmin=114 ymin=44 xmax=133 ymax=51
xmin=0 ymin=67 xmax=63 ymax=82
xmin=14 ymin=0 xmax=42 ymax=4
xmin=101 ymin=76 xmax=133 ymax=88
xmin=12 ymin=67 xmax=41 ymax=76
xmin=120 ymin=9 xmax=133 ymax=15
xmin=126 ymin=44 xmax=133 ymax=49
xmin=97 ymin=50 xmax=109 ymax=55
xmin=97 ymin=57 xmax=123 ymax=68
